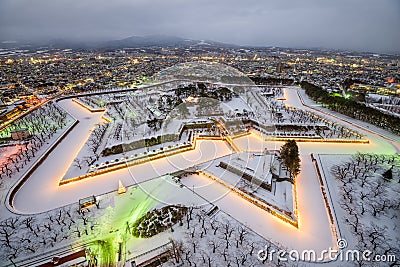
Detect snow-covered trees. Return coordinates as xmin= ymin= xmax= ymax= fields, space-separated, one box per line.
xmin=160 ymin=208 xmax=292 ymax=266
xmin=331 ymin=153 xmax=400 ymax=266
xmin=0 ymin=102 xmax=72 ymax=183
xmin=0 ymin=205 xmax=100 ymax=264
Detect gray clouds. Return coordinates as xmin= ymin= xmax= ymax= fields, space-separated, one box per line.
xmin=0 ymin=0 xmax=399 ymax=53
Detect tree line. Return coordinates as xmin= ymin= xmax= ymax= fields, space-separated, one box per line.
xmin=301 ymin=81 xmax=400 ymax=135
xmin=250 ymin=76 xmax=294 ymax=85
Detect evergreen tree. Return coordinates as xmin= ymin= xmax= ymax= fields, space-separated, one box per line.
xmin=280 ymin=139 xmax=301 ymax=179
xmin=382 ymin=167 xmax=393 ymax=181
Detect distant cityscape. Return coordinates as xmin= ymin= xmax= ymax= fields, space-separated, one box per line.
xmin=1 ymin=37 xmax=399 ymax=125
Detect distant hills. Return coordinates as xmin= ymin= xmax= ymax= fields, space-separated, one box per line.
xmin=100 ymin=35 xmax=238 ymax=49
xmin=1 ymin=35 xmax=398 ymax=58
xmin=0 ymin=35 xmax=240 ymax=50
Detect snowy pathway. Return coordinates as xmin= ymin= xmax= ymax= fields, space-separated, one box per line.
xmin=11 ymin=99 xmax=233 ymax=213
xmin=284 ymin=87 xmax=400 ymax=153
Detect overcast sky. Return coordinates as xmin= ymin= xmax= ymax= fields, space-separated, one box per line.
xmin=0 ymin=0 xmax=399 ymax=53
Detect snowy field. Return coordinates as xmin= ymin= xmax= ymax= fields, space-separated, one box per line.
xmin=318 ymin=153 xmax=399 ymax=266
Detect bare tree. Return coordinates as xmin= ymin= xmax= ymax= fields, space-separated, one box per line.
xmin=73 ymin=158 xmax=83 ymax=169
xmin=237 ymin=226 xmax=247 ymax=246
xmin=209 ymin=240 xmax=220 ymax=253
xmin=0 ymin=225 xmax=16 ymax=248
xmin=22 ymin=217 xmax=38 ymax=237
xmin=169 ymin=238 xmax=184 ymax=264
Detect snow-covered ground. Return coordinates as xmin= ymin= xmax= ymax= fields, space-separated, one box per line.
xmin=11 ymin=99 xmax=233 ymax=213
xmin=289 ymin=87 xmax=400 ymax=153
xmin=2 ymin=83 xmax=399 ymax=266
xmin=317 ymin=153 xmax=399 ymax=266
xmin=8 ymin=98 xmax=336 ymax=260
xmin=199 ymin=152 xmax=294 ymax=216
xmin=180 ymin=155 xmax=335 ymax=257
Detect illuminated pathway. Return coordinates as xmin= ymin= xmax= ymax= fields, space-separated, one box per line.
xmin=11 ymin=99 xmax=233 ymax=213
xmin=8 ymin=91 xmax=399 ymax=260
xmin=284 ymin=87 xmax=400 ymax=153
